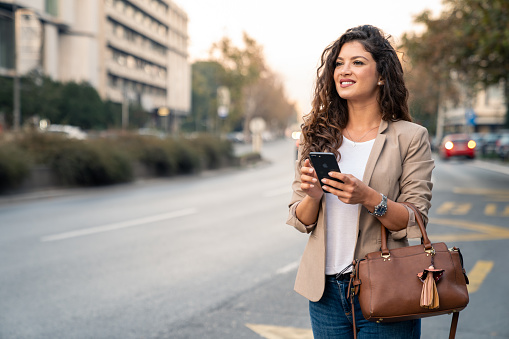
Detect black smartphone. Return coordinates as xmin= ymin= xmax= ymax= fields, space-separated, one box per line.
xmin=309 ymin=152 xmax=343 ymax=193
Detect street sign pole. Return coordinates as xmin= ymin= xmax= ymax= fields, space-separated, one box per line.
xmin=13 ymin=3 xmax=20 ymax=132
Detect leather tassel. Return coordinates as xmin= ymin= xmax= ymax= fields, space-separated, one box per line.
xmin=420 ymin=272 xmax=440 ymax=309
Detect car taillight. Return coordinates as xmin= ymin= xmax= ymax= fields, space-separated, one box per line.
xmin=468 ymin=140 xmax=476 ymax=149
xmin=445 ymin=141 xmax=454 ymax=150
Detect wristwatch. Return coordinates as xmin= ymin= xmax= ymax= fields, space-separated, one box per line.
xmin=368 ymin=193 xmax=388 ymax=217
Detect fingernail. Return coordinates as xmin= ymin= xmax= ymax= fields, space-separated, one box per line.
xmin=312 ymin=178 xmax=317 ymax=182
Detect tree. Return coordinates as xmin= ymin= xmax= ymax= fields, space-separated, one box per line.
xmin=401 ymin=0 xmax=509 ymax=129
xmin=400 ymin=10 xmax=462 ymax=132
xmin=209 ymin=32 xmax=266 ymax=132
xmin=57 ymin=82 xmax=106 ymax=129
xmin=183 ymin=61 xmax=227 ymax=133
xmin=243 ymin=73 xmax=296 ymax=136
xmin=207 ymin=32 xmax=295 ymax=135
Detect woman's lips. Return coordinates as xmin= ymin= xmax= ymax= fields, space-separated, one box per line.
xmin=340 ymin=80 xmax=355 ymax=88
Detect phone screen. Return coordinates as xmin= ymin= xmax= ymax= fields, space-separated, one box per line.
xmin=309 ymin=152 xmax=343 ymax=193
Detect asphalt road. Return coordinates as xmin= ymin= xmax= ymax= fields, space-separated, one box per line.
xmin=1 ymin=139 xmax=508 ymax=339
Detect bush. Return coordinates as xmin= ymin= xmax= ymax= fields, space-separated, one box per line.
xmin=15 ymin=132 xmax=70 ymax=164
xmin=47 ymin=140 xmax=133 ymax=186
xmin=0 ymin=131 xmax=238 ymax=191
xmin=140 ymin=144 xmax=177 ymax=176
xmin=165 ymin=138 xmax=201 ymax=174
xmin=0 ymin=144 xmax=33 ymax=190
xmin=188 ymin=134 xmax=234 ymax=169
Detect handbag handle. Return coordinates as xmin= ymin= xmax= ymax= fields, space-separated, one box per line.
xmin=380 ymin=202 xmax=433 ymax=257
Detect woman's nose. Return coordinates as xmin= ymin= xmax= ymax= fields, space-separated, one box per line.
xmin=340 ymin=63 xmax=352 ymax=76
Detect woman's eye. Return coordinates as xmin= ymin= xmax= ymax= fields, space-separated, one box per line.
xmin=335 ymin=61 xmax=343 ymax=67
xmin=353 ymin=60 xmax=365 ymax=65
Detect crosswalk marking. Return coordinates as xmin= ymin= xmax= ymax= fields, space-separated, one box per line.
xmin=437 ymin=202 xmax=509 ymax=217
xmin=437 ymin=202 xmax=455 ymax=214
xmin=246 ymin=323 xmax=312 ymax=339
xmin=484 ymin=204 xmax=497 ymax=216
xmin=429 ymin=218 xmax=509 ymax=242
xmin=437 ymin=202 xmax=472 ymax=215
xmin=467 ymin=260 xmax=494 ymax=293
xmin=453 ymin=187 xmax=509 ymax=201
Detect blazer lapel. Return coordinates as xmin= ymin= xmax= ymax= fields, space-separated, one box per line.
xmin=362 ymin=120 xmax=388 ymax=186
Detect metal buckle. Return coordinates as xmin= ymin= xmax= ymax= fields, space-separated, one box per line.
xmin=424 ymin=247 xmax=435 ymax=256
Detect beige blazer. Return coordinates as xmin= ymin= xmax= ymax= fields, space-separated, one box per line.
xmin=286 ymin=120 xmax=434 ymax=302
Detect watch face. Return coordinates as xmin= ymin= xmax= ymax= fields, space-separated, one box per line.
xmin=375 ymin=194 xmax=388 ymax=216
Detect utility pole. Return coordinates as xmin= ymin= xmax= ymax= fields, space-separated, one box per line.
xmin=13 ymin=3 xmax=20 ymax=132
xmin=122 ymin=87 xmax=128 ymax=131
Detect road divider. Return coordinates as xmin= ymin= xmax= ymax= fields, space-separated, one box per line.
xmin=40 ymin=208 xmax=197 ymax=242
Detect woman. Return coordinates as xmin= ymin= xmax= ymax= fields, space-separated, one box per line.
xmin=286 ymin=25 xmax=434 ymax=338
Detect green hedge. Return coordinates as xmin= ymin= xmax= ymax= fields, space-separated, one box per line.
xmin=0 ymin=144 xmax=32 ymax=190
xmin=0 ymin=132 xmax=238 ymax=190
xmin=47 ymin=140 xmax=133 ymax=186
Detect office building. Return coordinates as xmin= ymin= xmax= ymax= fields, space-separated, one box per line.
xmin=0 ymin=0 xmax=190 ymax=129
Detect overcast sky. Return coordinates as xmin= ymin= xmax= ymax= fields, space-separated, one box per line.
xmin=178 ymin=0 xmax=444 ymax=115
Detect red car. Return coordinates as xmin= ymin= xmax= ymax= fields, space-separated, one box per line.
xmin=439 ymin=134 xmax=476 ymax=159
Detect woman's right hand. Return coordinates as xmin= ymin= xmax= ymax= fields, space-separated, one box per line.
xmin=300 ymin=159 xmax=324 ymax=201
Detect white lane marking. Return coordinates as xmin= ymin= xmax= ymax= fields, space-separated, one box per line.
xmin=276 ymin=260 xmax=300 ymax=275
xmin=41 ymin=208 xmax=197 ymax=242
xmin=471 ymin=160 xmax=509 ymax=176
xmin=264 ymin=187 xmax=291 ymax=198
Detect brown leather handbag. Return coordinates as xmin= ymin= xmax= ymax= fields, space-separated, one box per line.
xmin=349 ymin=202 xmax=469 ymax=339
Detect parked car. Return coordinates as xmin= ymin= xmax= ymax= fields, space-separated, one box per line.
xmin=480 ymin=132 xmax=501 ymax=155
xmin=44 ymin=124 xmax=87 ymax=140
xmin=439 ymin=134 xmax=476 ymax=160
xmin=496 ymin=133 xmax=509 ymax=160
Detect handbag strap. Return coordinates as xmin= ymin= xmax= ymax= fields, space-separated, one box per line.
xmin=449 ymin=312 xmax=459 ymax=339
xmin=380 ymin=202 xmax=433 ymax=257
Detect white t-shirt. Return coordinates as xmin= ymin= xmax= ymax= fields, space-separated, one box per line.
xmin=325 ymin=137 xmax=375 ymax=275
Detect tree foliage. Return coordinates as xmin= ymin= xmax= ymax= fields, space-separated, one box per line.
xmin=187 ymin=32 xmax=295 ymax=135
xmin=401 ymin=0 xmax=509 ymax=128
xmin=0 ymin=72 xmax=149 ymax=130
xmin=184 ymin=61 xmax=227 ymax=132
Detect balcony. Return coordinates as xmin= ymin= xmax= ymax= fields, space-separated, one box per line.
xmin=106 ymin=59 xmax=167 ymax=89
xmin=106 ymin=30 xmax=167 ymax=67
xmin=126 ymin=0 xmax=170 ymax=28
xmin=105 ymin=5 xmax=167 ymax=47
xmin=105 ymin=87 xmax=166 ymax=109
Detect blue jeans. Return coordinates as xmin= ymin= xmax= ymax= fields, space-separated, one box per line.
xmin=309 ymin=276 xmax=420 ymax=339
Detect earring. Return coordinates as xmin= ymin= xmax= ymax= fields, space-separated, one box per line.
xmin=378 ymin=81 xmax=383 ymax=86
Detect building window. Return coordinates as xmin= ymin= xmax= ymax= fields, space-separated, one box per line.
xmin=0 ymin=16 xmax=14 ymax=69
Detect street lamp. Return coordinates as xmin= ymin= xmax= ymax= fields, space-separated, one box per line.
xmin=13 ymin=2 xmax=20 ymax=132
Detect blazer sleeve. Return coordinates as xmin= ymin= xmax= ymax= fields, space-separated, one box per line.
xmin=286 ymin=145 xmax=318 ymax=234
xmin=392 ymin=125 xmax=434 ymax=239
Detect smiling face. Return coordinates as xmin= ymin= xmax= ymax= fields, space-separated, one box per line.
xmin=333 ymin=41 xmax=381 ymax=103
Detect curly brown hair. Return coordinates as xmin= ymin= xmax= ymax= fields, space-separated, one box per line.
xmin=300 ymin=25 xmax=412 ymax=165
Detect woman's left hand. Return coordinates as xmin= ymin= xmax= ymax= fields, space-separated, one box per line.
xmin=321 ymin=172 xmax=375 ymax=205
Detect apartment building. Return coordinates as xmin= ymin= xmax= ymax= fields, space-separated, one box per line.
xmin=0 ymin=0 xmax=190 ymax=127
xmin=439 ymin=82 xmax=506 ymax=136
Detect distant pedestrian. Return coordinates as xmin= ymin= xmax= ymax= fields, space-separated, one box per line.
xmin=286 ymin=25 xmax=434 ymax=338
